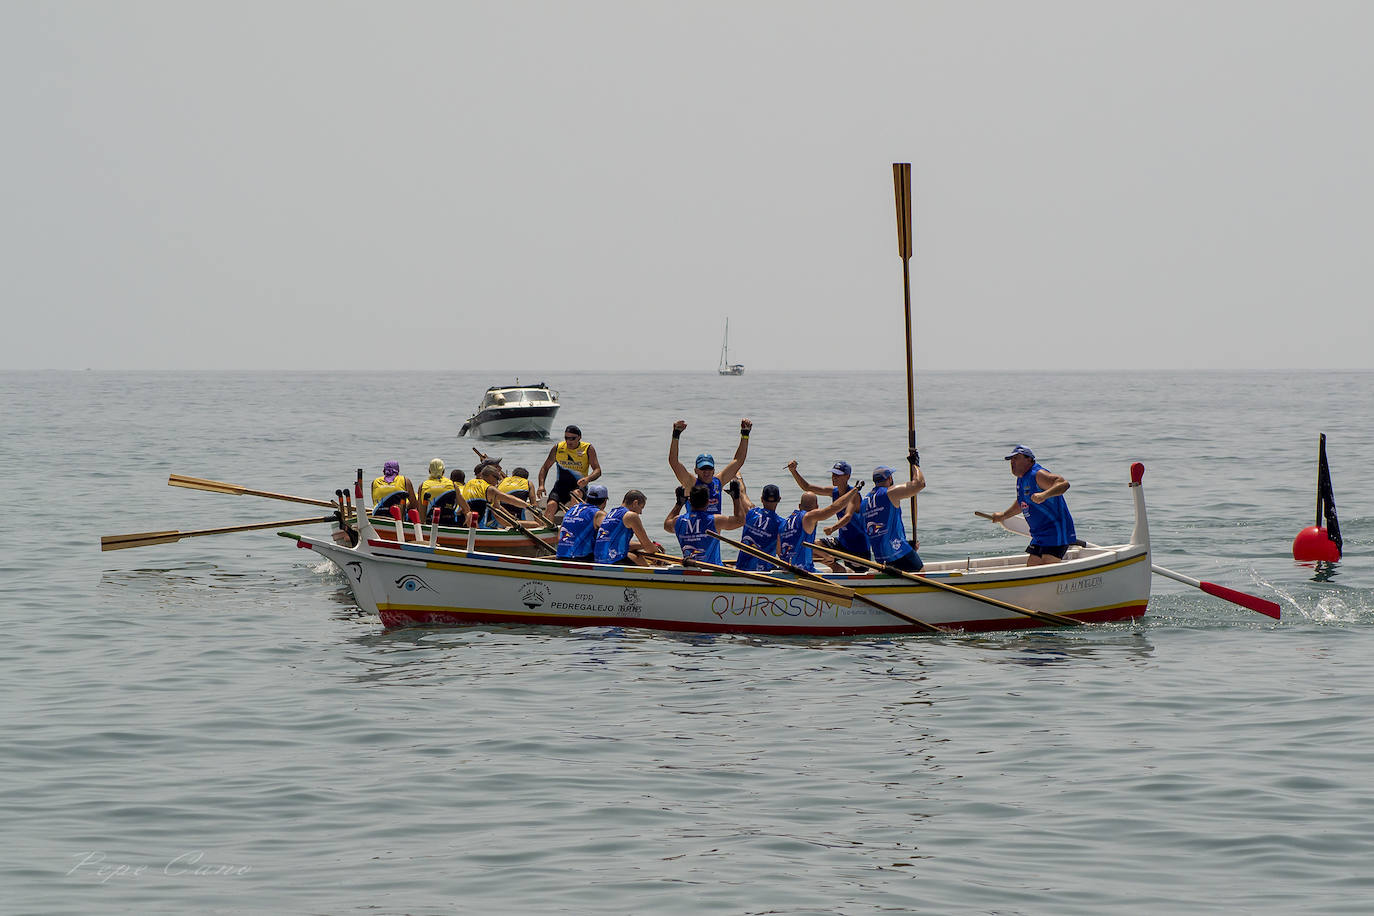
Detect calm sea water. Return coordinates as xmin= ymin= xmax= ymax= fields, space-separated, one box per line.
xmin=3 ymin=369 xmax=1371 ymax=915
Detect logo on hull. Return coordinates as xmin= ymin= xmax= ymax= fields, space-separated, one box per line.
xmin=520 ymin=581 xmax=552 ymax=608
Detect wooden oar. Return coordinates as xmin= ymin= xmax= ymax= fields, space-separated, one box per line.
xmin=709 ymin=531 xmax=947 ymax=633
xmin=487 ymin=503 xmax=557 ymax=556
xmin=706 ymin=531 xmax=853 ymax=595
xmin=977 ymin=511 xmax=1281 ymax=620
xmin=641 ymin=552 xmax=855 ymax=607
xmin=169 ymin=474 xmax=338 ymax=510
xmin=519 ymin=499 xmax=558 ymax=529
xmin=893 ymin=162 xmax=919 ymax=539
xmin=101 ymin=515 xmax=338 ymax=551
xmin=812 ymin=541 xmax=1082 ymax=627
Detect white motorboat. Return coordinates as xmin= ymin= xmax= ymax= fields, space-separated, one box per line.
xmin=458 ymin=382 xmax=560 ymax=439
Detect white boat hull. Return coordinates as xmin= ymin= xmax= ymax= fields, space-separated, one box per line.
xmin=463 ymin=409 xmax=559 ymax=439
xmin=299 ymin=535 xmax=1149 ymax=635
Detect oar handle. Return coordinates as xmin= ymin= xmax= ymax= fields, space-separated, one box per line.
xmin=487 ymin=503 xmax=557 ymax=555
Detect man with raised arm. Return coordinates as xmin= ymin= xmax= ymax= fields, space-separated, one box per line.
xmin=984 ymin=445 xmax=1076 ymax=566
xmin=860 ymin=452 xmax=926 ymax=573
xmin=663 ymin=480 xmax=746 ymax=564
xmin=787 ymin=458 xmax=871 ymax=572
xmin=667 ymin=418 xmax=751 ymax=514
xmin=780 ymin=487 xmax=863 ymax=573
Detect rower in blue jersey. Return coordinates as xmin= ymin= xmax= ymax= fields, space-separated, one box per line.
xmin=734 ymin=482 xmax=785 ymax=572
xmin=668 ymin=418 xmax=751 ymax=514
xmin=663 ymin=481 xmax=745 ymax=564
xmin=786 ymin=458 xmax=871 ymax=572
xmin=556 ymin=483 xmax=609 ymax=561
xmin=593 ymin=489 xmax=658 ymax=565
xmin=779 ymin=488 xmax=862 ymax=573
xmin=984 ymin=445 xmax=1077 ymax=566
xmin=860 ymin=459 xmax=926 ymax=573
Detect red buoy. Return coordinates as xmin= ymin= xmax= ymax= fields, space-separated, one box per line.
xmin=1293 ymin=525 xmax=1340 ymax=562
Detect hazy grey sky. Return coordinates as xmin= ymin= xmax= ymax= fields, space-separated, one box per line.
xmin=5 ymin=2 xmax=1372 ymax=371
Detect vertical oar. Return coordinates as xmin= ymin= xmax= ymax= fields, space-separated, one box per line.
xmin=892 ymin=162 xmax=917 ymax=536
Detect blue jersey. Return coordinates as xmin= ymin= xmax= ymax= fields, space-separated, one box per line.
xmin=674 ymin=509 xmax=721 ymax=564
xmin=779 ymin=509 xmax=816 ymax=572
xmin=833 ymin=486 xmax=870 ymax=558
xmin=1017 ymin=462 xmax=1076 ymax=547
xmin=594 ymin=506 xmax=634 ymax=563
xmin=736 ymin=506 xmax=783 ymax=572
xmin=861 ymin=486 xmax=913 ymax=563
xmin=692 ymin=476 xmax=723 ymax=514
xmin=556 ymin=502 xmax=600 ymax=559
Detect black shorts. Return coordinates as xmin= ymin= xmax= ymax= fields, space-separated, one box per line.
xmin=885 ymin=551 xmax=924 ymax=574
xmin=550 ymin=469 xmax=580 ymax=504
xmin=817 ymin=536 xmax=870 ymax=572
xmin=1027 ymin=544 xmax=1069 ymax=559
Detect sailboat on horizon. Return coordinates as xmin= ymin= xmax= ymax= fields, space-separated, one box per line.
xmin=717 ymin=318 xmax=744 ymax=376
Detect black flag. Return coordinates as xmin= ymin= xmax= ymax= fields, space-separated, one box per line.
xmin=1317 ymin=433 xmax=1343 ymax=554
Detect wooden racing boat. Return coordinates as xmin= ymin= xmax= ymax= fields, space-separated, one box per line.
xmin=289 ymin=464 xmax=1153 ymax=636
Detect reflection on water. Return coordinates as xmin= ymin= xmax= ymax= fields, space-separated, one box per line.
xmin=1308 ymin=559 xmax=1340 ymax=583
xmin=962 ymin=628 xmax=1156 ymax=667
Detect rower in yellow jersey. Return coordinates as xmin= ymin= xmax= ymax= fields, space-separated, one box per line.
xmin=370 ymin=460 xmax=418 ymax=517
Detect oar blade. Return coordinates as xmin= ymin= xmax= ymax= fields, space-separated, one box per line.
xmin=101 ymin=531 xmax=184 ymax=551
xmin=1198 ymin=581 xmax=1281 ymax=620
xmin=168 ymin=474 xmax=244 ymax=495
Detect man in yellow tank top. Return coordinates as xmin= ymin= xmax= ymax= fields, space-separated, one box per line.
xmin=537 ymin=425 xmax=602 ymax=515
xmin=498 ymin=467 xmax=534 ymax=520
xmin=464 ymin=461 xmax=538 ymax=528
xmin=417 ymin=458 xmax=470 ymax=525
xmin=370 ymin=460 xmax=418 ymax=517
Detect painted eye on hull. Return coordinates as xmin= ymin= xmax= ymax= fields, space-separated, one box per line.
xmin=395 ymin=574 xmax=431 ymax=593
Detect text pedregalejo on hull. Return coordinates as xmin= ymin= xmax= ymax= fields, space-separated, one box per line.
xmin=286 ymin=464 xmax=1154 ymax=636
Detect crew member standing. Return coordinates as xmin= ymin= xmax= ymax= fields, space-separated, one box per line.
xmin=985 ymin=445 xmax=1076 ymax=566
xmin=537 ymin=425 xmax=602 ymax=514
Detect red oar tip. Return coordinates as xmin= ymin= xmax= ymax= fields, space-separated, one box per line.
xmin=1199 ymin=581 xmax=1281 ymax=620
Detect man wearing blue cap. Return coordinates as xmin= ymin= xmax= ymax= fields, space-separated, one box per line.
xmin=667 ymin=418 xmax=751 ymax=514
xmin=985 ymin=445 xmax=1076 ymax=566
xmin=555 ymin=483 xmax=610 ymax=562
xmin=786 ymin=458 xmax=870 ymax=572
xmin=859 ymin=461 xmax=926 ymax=573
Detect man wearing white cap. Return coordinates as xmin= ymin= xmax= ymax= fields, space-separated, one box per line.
xmin=985 ymin=445 xmax=1076 ymax=566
